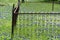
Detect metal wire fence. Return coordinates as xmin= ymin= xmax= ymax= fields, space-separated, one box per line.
xmin=0 ymin=5 xmax=12 ymax=40
xmin=0 ymin=5 xmax=19 ymax=40
xmin=18 ymin=13 xmax=60 ymax=40
xmin=0 ymin=0 xmax=60 ymax=40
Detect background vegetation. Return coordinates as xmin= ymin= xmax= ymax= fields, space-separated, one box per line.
xmin=0 ymin=0 xmax=60 ymax=40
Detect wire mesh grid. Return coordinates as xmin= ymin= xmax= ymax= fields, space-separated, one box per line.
xmin=0 ymin=0 xmax=60 ymax=40
xmin=0 ymin=6 xmax=12 ymax=40
xmin=17 ymin=13 xmax=60 ymax=40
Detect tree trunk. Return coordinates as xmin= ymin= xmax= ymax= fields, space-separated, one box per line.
xmin=22 ymin=0 xmax=25 ymax=3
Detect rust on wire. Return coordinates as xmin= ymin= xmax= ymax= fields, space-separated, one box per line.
xmin=11 ymin=0 xmax=20 ymax=39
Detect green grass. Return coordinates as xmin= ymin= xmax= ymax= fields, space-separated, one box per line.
xmin=20 ymin=3 xmax=60 ymax=13
xmin=0 ymin=1 xmax=60 ymax=40
xmin=18 ymin=14 xmax=60 ymax=40
xmin=0 ymin=19 xmax=11 ymax=40
xmin=0 ymin=0 xmax=60 ymax=12
xmin=0 ymin=0 xmax=17 ymax=4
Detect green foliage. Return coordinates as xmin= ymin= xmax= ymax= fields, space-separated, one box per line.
xmin=44 ymin=0 xmax=58 ymax=2
xmin=22 ymin=0 xmax=25 ymax=3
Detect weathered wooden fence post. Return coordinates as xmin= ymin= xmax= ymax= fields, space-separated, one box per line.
xmin=11 ymin=0 xmax=20 ymax=39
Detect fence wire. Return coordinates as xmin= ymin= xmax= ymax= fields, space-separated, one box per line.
xmin=0 ymin=0 xmax=60 ymax=40
xmin=0 ymin=5 xmax=12 ymax=40
xmin=17 ymin=13 xmax=60 ymax=40
xmin=0 ymin=5 xmax=19 ymax=40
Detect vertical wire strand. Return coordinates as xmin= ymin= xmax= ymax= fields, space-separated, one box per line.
xmin=56 ymin=13 xmax=58 ymax=39
xmin=41 ymin=14 xmax=43 ymax=40
xmin=52 ymin=13 xmax=54 ymax=40
xmin=48 ymin=13 xmax=50 ymax=39
xmin=55 ymin=14 xmax=57 ymax=39
xmin=32 ymin=13 xmax=34 ymax=40
xmin=21 ymin=14 xmax=23 ymax=39
xmin=23 ymin=14 xmax=24 ymax=39
xmin=52 ymin=13 xmax=54 ymax=39
xmin=37 ymin=14 xmax=38 ymax=40
xmin=41 ymin=14 xmax=42 ymax=40
xmin=31 ymin=14 xmax=32 ymax=40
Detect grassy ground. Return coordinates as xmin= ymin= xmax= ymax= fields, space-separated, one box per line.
xmin=18 ymin=14 xmax=60 ymax=40
xmin=0 ymin=13 xmax=60 ymax=40
xmin=0 ymin=1 xmax=60 ymax=40
xmin=20 ymin=2 xmax=60 ymax=13
xmin=0 ymin=0 xmax=60 ymax=12
xmin=0 ymin=7 xmax=11 ymax=39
